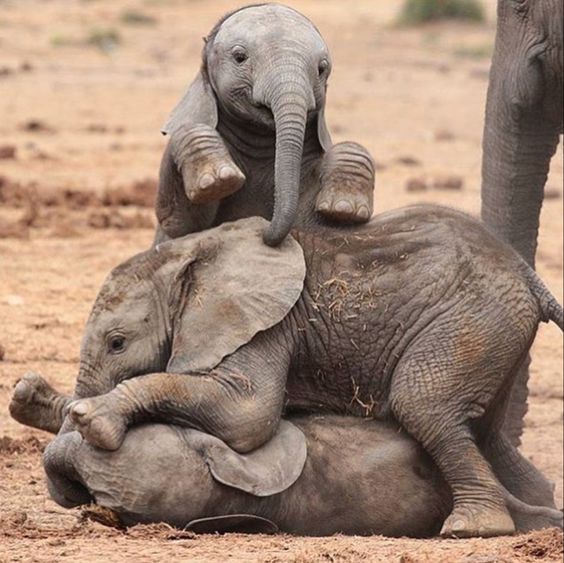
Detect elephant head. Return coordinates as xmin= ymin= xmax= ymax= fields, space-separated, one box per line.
xmin=44 ymin=422 xmax=305 ymax=518
xmin=72 ymin=217 xmax=305 ymax=398
xmin=162 ymin=4 xmax=333 ymax=246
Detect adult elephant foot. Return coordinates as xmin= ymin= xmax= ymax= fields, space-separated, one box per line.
xmin=440 ymin=503 xmax=515 ymax=538
xmin=9 ymin=372 xmax=70 ymax=434
xmin=171 ymin=124 xmax=245 ymax=205
xmin=316 ymin=141 xmax=374 ymax=223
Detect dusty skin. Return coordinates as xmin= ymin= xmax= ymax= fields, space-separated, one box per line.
xmin=0 ymin=0 xmax=562 ymax=561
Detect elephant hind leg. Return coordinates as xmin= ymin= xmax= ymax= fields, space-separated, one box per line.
xmin=390 ymin=319 xmax=524 ymax=538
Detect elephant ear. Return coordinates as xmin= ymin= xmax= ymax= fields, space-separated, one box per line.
xmin=185 ymin=514 xmax=279 ymax=534
xmin=161 ymin=72 xmax=218 ymax=136
xmin=316 ymin=106 xmax=332 ymax=152
xmin=166 ymin=216 xmax=306 ymax=374
xmin=196 ymin=420 xmax=307 ymax=497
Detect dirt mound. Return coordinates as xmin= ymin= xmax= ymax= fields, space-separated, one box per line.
xmin=0 ymin=435 xmax=47 ymax=455
xmin=0 ymin=176 xmax=156 ymax=209
xmin=0 ymin=178 xmax=156 ymax=236
xmin=512 ymin=528 xmax=564 ymax=560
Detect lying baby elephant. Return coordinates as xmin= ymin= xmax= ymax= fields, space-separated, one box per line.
xmin=156 ymin=4 xmax=375 ymax=246
xmin=42 ymin=416 xmax=563 ymax=537
xmin=11 ymin=205 xmax=563 ymax=538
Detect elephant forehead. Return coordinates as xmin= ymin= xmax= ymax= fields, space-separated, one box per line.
xmin=216 ymin=5 xmax=325 ymax=47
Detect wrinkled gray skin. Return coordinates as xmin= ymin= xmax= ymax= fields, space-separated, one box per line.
xmin=43 ymin=417 xmax=451 ymax=537
xmin=481 ymin=0 xmax=563 ymax=446
xmin=11 ymin=205 xmax=564 ymax=538
xmin=156 ymin=4 xmax=375 ymax=247
xmin=6 ymin=384 xmax=560 ymax=538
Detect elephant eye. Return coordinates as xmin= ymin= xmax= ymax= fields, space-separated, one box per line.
xmin=318 ymin=59 xmax=330 ymax=77
xmin=108 ymin=335 xmax=126 ymax=354
xmin=231 ymin=46 xmax=248 ymax=64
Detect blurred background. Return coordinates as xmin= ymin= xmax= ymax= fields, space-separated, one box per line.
xmin=0 ymin=0 xmax=562 ymax=524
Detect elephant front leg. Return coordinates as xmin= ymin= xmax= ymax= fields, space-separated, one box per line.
xmin=316 ymin=141 xmax=375 ymax=224
xmin=9 ymin=372 xmax=72 ymax=434
xmin=68 ymin=348 xmax=288 ymax=451
xmin=171 ymin=124 xmax=245 ymax=205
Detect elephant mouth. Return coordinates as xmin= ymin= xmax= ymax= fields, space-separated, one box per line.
xmin=249 ymin=100 xmax=275 ymax=127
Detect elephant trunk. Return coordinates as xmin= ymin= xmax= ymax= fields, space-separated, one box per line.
xmin=258 ymin=68 xmax=315 ymax=246
xmin=481 ymin=112 xmax=560 ymax=268
xmin=44 ymin=432 xmax=93 ymax=508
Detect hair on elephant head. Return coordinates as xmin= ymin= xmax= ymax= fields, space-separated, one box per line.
xmin=162 ymin=4 xmax=333 ymax=245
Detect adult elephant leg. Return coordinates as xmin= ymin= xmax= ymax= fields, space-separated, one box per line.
xmin=480 ymin=0 xmax=563 ymax=446
xmin=316 ymin=141 xmax=375 ymax=224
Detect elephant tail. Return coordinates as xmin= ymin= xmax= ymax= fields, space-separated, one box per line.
xmin=523 ymin=266 xmax=563 ymax=331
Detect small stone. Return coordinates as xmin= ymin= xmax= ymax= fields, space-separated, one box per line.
xmin=0 ymin=343 xmax=5 ymax=361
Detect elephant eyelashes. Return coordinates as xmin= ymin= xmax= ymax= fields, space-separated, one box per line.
xmin=108 ymin=335 xmax=126 ymax=354
xmin=231 ymin=47 xmax=248 ymax=64
xmin=318 ymin=59 xmax=329 ymax=77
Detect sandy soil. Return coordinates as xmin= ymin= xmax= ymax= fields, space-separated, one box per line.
xmin=0 ymin=0 xmax=562 ymax=561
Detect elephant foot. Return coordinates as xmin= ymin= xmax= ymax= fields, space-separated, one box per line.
xmin=68 ymin=397 xmax=127 ymax=451
xmin=173 ymin=124 xmax=246 ymax=205
xmin=440 ymin=503 xmax=515 ymax=538
xmin=9 ymin=372 xmax=67 ymax=433
xmin=187 ymin=159 xmax=245 ymax=205
xmin=316 ymin=141 xmax=374 ymax=224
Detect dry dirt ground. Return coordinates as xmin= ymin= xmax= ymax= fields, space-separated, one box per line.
xmin=0 ymin=0 xmax=562 ymax=561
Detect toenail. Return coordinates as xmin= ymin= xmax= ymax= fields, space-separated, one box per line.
xmin=335 ymin=200 xmax=354 ymax=214
xmin=218 ymin=166 xmax=233 ymax=180
xmin=13 ymin=380 xmax=30 ymax=400
xmin=452 ymin=520 xmax=466 ymax=531
xmin=357 ymin=206 xmax=370 ymax=219
xmin=199 ymin=173 xmax=215 ymax=188
xmin=317 ymin=201 xmax=330 ymax=211
xmin=72 ymin=402 xmax=88 ymax=417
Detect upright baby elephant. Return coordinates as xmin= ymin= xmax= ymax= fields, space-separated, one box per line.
xmin=156 ymin=4 xmax=375 ymax=246
xmin=11 ymin=206 xmax=563 ymax=538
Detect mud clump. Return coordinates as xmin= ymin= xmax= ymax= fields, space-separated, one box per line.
xmin=21 ymin=119 xmax=55 ymax=133
xmin=512 ymin=528 xmax=564 ymax=560
xmin=405 ymin=174 xmax=464 ymax=193
xmin=0 ymin=145 xmax=17 ymax=159
xmin=102 ymin=178 xmax=156 ymax=207
xmin=0 ymin=435 xmax=47 ymax=455
xmin=406 ymin=177 xmax=428 ymax=192
xmin=432 ymin=174 xmax=463 ymax=191
xmin=87 ymin=209 xmax=154 ymax=230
